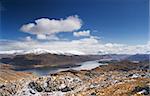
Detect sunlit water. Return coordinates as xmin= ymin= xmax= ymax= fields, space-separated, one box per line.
xmin=72 ymin=60 xmax=107 ymax=70
xmin=21 ymin=60 xmax=107 ymax=75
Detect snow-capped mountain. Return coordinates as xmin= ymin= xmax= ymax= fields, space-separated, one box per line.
xmin=0 ymin=48 xmax=149 ymax=56
xmin=0 ymin=48 xmax=86 ymax=55
xmin=0 ymin=50 xmax=25 ymax=55
xmin=24 ymin=49 xmax=86 ymax=55
xmin=23 ymin=49 xmax=53 ymax=54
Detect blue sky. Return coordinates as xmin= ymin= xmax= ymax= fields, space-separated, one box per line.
xmin=0 ymin=0 xmax=149 ymax=45
xmin=0 ymin=0 xmax=149 ymax=54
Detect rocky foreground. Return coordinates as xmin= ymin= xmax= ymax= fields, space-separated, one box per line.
xmin=0 ymin=61 xmax=149 ymax=96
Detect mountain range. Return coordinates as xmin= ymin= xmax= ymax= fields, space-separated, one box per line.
xmin=0 ymin=48 xmax=86 ymax=56
xmin=0 ymin=48 xmax=149 ymax=70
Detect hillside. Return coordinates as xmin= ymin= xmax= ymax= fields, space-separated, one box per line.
xmin=0 ymin=61 xmax=149 ymax=96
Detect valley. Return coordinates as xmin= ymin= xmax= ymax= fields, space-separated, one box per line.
xmin=0 ymin=50 xmax=149 ymax=96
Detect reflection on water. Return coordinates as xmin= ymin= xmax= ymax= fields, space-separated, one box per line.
xmin=20 ymin=60 xmax=107 ymax=75
xmin=72 ymin=60 xmax=106 ymax=70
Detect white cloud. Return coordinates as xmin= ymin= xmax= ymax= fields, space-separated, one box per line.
xmin=20 ymin=15 xmax=82 ymax=39
xmin=73 ymin=30 xmax=90 ymax=37
xmin=25 ymin=36 xmax=32 ymax=41
xmin=46 ymin=35 xmax=60 ymax=40
xmin=36 ymin=34 xmax=60 ymax=40
xmin=2 ymin=15 xmax=149 ymax=55
xmin=37 ymin=34 xmax=47 ymax=40
xmin=20 ymin=23 xmax=35 ymax=32
xmin=0 ymin=38 xmax=149 ymax=55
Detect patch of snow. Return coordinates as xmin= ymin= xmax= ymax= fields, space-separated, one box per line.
xmin=0 ymin=50 xmax=25 ymax=55
xmin=137 ymin=89 xmax=147 ymax=94
xmin=23 ymin=48 xmax=51 ymax=54
xmin=65 ymin=50 xmax=86 ymax=55
xmin=131 ymin=74 xmax=141 ymax=78
xmin=0 ymin=48 xmax=86 ymax=56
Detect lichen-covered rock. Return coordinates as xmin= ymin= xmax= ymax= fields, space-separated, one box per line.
xmin=0 ymin=61 xmax=150 ymax=96
xmin=28 ymin=81 xmax=43 ymax=92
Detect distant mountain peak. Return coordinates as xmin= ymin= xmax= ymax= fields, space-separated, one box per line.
xmin=23 ymin=48 xmax=51 ymax=54
xmin=0 ymin=48 xmax=86 ymax=55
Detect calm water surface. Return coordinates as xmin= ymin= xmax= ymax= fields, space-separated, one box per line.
xmin=20 ymin=60 xmax=107 ymax=75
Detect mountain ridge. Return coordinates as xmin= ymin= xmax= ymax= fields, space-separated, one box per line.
xmin=0 ymin=48 xmax=86 ymax=56
xmin=0 ymin=48 xmax=150 ymax=56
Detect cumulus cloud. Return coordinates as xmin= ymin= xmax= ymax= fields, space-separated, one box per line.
xmin=21 ymin=23 xmax=35 ymax=33
xmin=73 ymin=30 xmax=90 ymax=37
xmin=2 ymin=15 xmax=149 ymax=55
xmin=20 ymin=15 xmax=82 ymax=39
xmin=37 ymin=34 xmax=47 ymax=40
xmin=0 ymin=38 xmax=149 ymax=55
xmin=46 ymin=35 xmax=60 ymax=40
xmin=25 ymin=36 xmax=32 ymax=41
